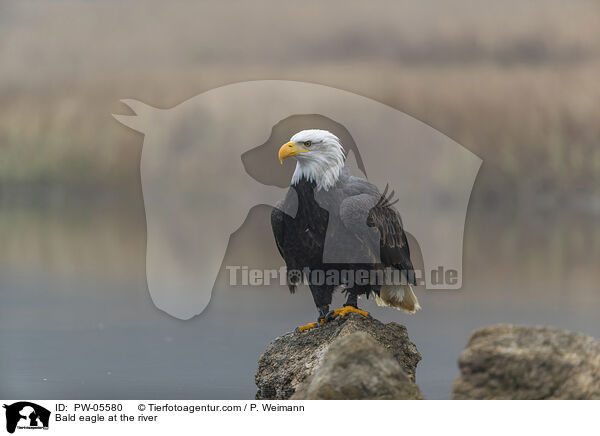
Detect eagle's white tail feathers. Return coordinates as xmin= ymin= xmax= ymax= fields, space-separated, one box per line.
xmin=375 ymin=284 xmax=421 ymax=314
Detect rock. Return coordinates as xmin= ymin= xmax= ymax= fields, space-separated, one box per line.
xmin=292 ymin=332 xmax=423 ymax=399
xmin=452 ymin=324 xmax=600 ymax=400
xmin=255 ymin=313 xmax=422 ymax=400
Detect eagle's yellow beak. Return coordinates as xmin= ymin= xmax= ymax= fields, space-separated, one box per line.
xmin=279 ymin=141 xmax=308 ymax=164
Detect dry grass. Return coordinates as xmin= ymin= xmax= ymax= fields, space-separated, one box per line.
xmin=1 ymin=0 xmax=599 ymax=199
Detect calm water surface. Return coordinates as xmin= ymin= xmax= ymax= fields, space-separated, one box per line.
xmin=1 ymin=194 xmax=599 ymax=399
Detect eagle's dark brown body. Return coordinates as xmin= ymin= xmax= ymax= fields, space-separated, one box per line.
xmin=271 ymin=168 xmax=416 ymax=320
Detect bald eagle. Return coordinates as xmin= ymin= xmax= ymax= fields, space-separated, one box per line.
xmin=271 ymin=129 xmax=420 ymax=332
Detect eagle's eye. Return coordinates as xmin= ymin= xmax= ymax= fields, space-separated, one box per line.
xmin=304 ymin=141 xmax=312 ymax=147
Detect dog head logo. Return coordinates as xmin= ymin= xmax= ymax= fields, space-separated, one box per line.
xmin=3 ymin=402 xmax=50 ymax=434
xmin=113 ymin=80 xmax=481 ymax=320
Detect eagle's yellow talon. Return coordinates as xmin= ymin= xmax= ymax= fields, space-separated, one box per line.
xmin=297 ymin=308 xmax=367 ymax=332
xmin=333 ymin=306 xmax=370 ymax=319
xmin=296 ymin=322 xmax=316 ymax=332
xmin=296 ymin=318 xmax=325 ymax=333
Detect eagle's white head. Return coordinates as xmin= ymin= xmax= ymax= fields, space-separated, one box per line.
xmin=279 ymin=129 xmax=346 ymax=191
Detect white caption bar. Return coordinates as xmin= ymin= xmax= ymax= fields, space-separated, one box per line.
xmin=0 ymin=400 xmax=595 ymax=436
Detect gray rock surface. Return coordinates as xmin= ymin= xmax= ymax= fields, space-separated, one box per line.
xmin=453 ymin=324 xmax=600 ymax=399
xmin=255 ymin=313 xmax=422 ymax=400
xmin=292 ymin=331 xmax=423 ymax=399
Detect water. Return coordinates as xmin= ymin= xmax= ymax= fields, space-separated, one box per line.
xmin=1 ymin=193 xmax=599 ymax=399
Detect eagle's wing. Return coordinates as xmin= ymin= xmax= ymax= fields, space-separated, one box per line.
xmin=270 ymin=188 xmax=300 ymax=293
xmin=339 ymin=177 xmax=415 ymax=284
xmin=337 ymin=176 xmax=382 ymax=262
xmin=367 ymin=185 xmax=416 ymax=284
xmin=271 ymin=205 xmax=287 ymax=260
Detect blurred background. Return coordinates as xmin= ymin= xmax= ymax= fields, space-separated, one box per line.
xmin=1 ymin=0 xmax=599 ymax=399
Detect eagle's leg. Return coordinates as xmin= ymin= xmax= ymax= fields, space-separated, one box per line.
xmin=344 ymin=293 xmax=359 ymax=308
xmin=296 ymin=305 xmax=329 ymax=333
xmin=328 ymin=293 xmax=370 ymax=320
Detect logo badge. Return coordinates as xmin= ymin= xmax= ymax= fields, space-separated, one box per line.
xmin=3 ymin=402 xmax=50 ymax=434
